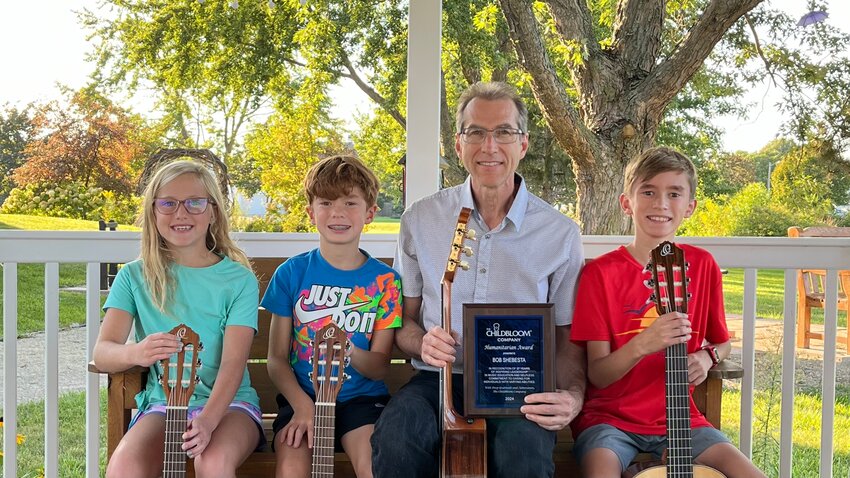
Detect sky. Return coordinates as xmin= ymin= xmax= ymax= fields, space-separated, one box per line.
xmin=1 ymin=0 xmax=847 ymax=153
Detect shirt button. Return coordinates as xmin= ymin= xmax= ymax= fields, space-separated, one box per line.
xmin=480 ymin=268 xmax=487 ymax=273
xmin=485 ymin=234 xmax=491 ymax=239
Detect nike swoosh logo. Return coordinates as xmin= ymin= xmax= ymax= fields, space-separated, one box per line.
xmin=294 ymin=296 xmax=370 ymax=324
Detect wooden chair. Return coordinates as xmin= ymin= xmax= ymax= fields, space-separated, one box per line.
xmin=788 ymin=226 xmax=850 ymax=349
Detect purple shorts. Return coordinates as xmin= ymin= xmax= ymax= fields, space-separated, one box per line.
xmin=130 ymin=401 xmax=265 ymax=448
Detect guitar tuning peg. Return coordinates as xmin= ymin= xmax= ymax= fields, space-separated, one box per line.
xmin=344 ymin=357 xmax=351 ymax=367
xmin=649 ymin=293 xmax=657 ymax=303
xmin=196 ymin=358 xmax=202 ymax=367
xmin=465 ymin=229 xmax=477 ymax=240
xmin=644 ymin=262 xmax=653 ymax=272
xmin=687 ymin=292 xmax=693 ymax=300
xmin=462 ymin=246 xmax=474 ymax=257
xmin=308 ymin=340 xmax=314 ymax=348
xmin=643 ymin=279 xmax=655 ymax=288
xmin=308 ymin=356 xmax=313 ymax=365
xmin=343 ymin=373 xmax=351 ymax=381
xmin=194 ymin=376 xmax=200 ymax=384
xmin=308 ymin=371 xmax=313 ymax=381
xmin=198 ymin=342 xmax=204 ymax=352
xmin=459 ymin=261 xmax=470 ymax=271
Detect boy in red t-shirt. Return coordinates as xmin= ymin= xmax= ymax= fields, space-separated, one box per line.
xmin=570 ymin=147 xmax=765 ymax=478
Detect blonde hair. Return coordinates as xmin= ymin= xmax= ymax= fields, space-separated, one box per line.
xmin=138 ymin=160 xmax=251 ymax=312
xmin=623 ymin=146 xmax=698 ymax=200
xmin=304 ymin=155 xmax=380 ymax=206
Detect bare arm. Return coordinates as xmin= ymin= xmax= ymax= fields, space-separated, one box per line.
xmin=267 ymin=313 xmax=314 ymax=448
xmin=587 ymin=312 xmax=692 ymax=389
xmin=394 ymin=296 xmax=426 ymax=359
xmin=93 ymin=307 xmax=180 ymax=373
xmin=350 ymin=328 xmax=394 ymax=380
xmin=687 ymin=339 xmax=732 ymax=386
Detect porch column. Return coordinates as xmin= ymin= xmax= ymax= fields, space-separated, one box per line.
xmin=405 ymin=0 xmax=442 ymax=206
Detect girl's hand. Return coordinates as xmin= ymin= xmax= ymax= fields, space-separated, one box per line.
xmin=133 ymin=332 xmax=182 ymax=367
xmin=182 ymin=413 xmax=216 ymax=458
xmin=278 ymin=399 xmax=315 ymax=449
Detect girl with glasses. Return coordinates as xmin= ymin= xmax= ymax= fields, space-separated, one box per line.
xmin=93 ymin=159 xmax=263 ymax=478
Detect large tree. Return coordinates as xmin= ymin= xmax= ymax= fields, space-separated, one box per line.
xmin=12 ymin=90 xmax=146 ymax=193
xmin=0 ymin=104 xmax=35 ymax=202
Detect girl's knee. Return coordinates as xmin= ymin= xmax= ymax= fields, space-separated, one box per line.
xmin=192 ymin=452 xmax=236 ymax=477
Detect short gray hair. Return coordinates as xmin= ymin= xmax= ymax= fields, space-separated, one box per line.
xmin=455 ymin=82 xmax=528 ymax=134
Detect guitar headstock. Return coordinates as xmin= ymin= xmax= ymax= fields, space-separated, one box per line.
xmin=310 ymin=322 xmax=350 ymax=401
xmin=442 ymin=207 xmax=475 ymax=285
xmin=647 ymin=241 xmax=689 ymax=315
xmin=160 ymin=324 xmax=202 ymax=408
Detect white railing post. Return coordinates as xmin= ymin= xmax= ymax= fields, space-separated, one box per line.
xmin=820 ymin=270 xmax=839 ymax=478
xmin=3 ymin=262 xmax=18 ymax=478
xmin=86 ymin=263 xmax=102 ymax=478
xmin=739 ymin=268 xmax=757 ymax=458
xmin=45 ymin=263 xmax=60 ymax=478
xmin=779 ymin=269 xmax=798 ymax=478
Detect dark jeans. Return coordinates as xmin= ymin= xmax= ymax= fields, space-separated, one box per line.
xmin=372 ymin=371 xmax=556 ymax=478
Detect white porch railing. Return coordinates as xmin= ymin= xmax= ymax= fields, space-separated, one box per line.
xmin=1 ymin=231 xmax=849 ymax=478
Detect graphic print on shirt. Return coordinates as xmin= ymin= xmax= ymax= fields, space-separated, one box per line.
xmin=616 ymin=270 xmax=661 ymax=337
xmin=291 ymin=271 xmax=402 ymax=364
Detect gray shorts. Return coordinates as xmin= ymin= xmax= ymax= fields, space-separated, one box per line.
xmin=573 ymin=423 xmax=730 ymax=471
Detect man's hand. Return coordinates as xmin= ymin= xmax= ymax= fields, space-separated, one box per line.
xmin=520 ymin=389 xmax=583 ymax=431
xmin=420 ymin=326 xmax=460 ymax=367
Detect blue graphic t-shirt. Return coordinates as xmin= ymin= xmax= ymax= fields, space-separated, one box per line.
xmin=260 ymin=248 xmax=402 ymax=402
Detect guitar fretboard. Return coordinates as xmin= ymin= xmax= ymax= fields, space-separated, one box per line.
xmin=665 ymin=341 xmax=693 ymax=477
xmin=312 ymin=402 xmax=337 ymax=478
xmin=163 ymin=405 xmax=189 ymax=478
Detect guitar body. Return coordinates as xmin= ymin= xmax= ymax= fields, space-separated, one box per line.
xmin=624 ymin=462 xmax=726 ymax=478
xmin=439 ymin=208 xmax=486 ymax=478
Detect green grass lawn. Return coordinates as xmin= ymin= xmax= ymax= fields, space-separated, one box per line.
xmin=1 ymin=390 xmax=108 ymax=477
xmin=0 ymin=213 xmax=139 ymax=231
xmin=723 ymin=268 xmax=848 ymax=327
xmin=365 ymin=216 xmax=400 ymax=234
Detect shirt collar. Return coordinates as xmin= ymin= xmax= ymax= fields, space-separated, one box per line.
xmin=461 ymin=174 xmax=529 ymax=232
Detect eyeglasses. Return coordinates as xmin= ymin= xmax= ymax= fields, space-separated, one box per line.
xmin=459 ymin=127 xmax=524 ymax=144
xmin=153 ymin=198 xmax=214 ymax=215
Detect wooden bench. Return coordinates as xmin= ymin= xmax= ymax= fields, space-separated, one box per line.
xmin=91 ymin=256 xmax=743 ymax=477
xmin=788 ymin=226 xmax=850 ymax=349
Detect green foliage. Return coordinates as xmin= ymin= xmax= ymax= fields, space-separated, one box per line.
xmin=698 ymin=152 xmax=757 ymax=198
xmin=0 ymin=104 xmax=34 ymax=202
xmin=683 ymin=183 xmax=799 ymax=237
xmin=771 ymin=139 xmax=850 ymax=217
xmin=352 ymin=109 xmax=405 ymax=215
xmin=0 ymin=182 xmax=140 ymax=224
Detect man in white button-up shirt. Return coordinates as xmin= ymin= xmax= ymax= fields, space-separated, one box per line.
xmin=372 ymin=82 xmax=586 ymax=478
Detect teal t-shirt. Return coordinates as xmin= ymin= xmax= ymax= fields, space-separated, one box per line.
xmin=103 ymin=257 xmax=260 ymax=412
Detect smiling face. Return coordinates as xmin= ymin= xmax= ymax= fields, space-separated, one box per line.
xmin=307 ymin=186 xmax=376 ymax=249
xmin=620 ymin=170 xmax=697 ymax=244
xmin=455 ymin=98 xmax=528 ymax=194
xmin=153 ymin=173 xmax=215 ymax=261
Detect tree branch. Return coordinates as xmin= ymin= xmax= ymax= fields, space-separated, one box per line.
xmin=339 ymin=52 xmax=407 ymax=129
xmin=544 ymin=0 xmax=596 ymax=52
xmin=637 ymin=0 xmax=764 ymax=118
xmin=744 ymin=13 xmax=778 ymax=87
xmin=611 ymin=0 xmax=664 ymax=79
xmin=499 ymin=0 xmax=598 ymax=167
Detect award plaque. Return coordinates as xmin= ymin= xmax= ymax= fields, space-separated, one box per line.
xmin=462 ymin=303 xmax=555 ymax=416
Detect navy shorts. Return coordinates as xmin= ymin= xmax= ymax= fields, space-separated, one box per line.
xmin=573 ymin=423 xmax=731 ymax=471
xmin=271 ymin=393 xmax=389 ymax=452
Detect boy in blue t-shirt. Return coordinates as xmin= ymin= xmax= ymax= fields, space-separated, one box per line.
xmin=261 ymin=155 xmax=402 ymax=478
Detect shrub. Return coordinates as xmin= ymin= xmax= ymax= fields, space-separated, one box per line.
xmin=0 ymin=181 xmax=141 ymax=223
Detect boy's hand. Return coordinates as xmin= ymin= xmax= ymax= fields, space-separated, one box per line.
xmin=279 ymin=398 xmax=315 ymax=449
xmin=632 ymin=312 xmax=691 ymax=357
xmin=133 ymin=332 xmax=182 ymax=367
xmin=421 ymin=326 xmax=460 ymax=367
xmin=687 ymin=349 xmax=713 ymax=386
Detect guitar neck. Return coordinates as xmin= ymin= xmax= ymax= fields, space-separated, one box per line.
xmin=665 ymin=341 xmax=693 ymax=475
xmin=440 ymin=281 xmax=457 ymax=418
xmin=163 ymin=405 xmax=189 ymax=478
xmin=312 ymin=401 xmax=337 ymax=478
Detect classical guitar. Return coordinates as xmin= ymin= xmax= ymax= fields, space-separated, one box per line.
xmin=440 ymin=207 xmax=486 ymax=478
xmin=310 ymin=322 xmax=350 ymax=478
xmin=624 ymin=242 xmax=725 ymax=478
xmin=160 ymin=324 xmax=202 ymax=478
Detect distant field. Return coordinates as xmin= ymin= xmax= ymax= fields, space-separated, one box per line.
xmin=365 ymin=217 xmax=401 ymax=234
xmin=0 ymin=213 xmax=139 ymax=231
